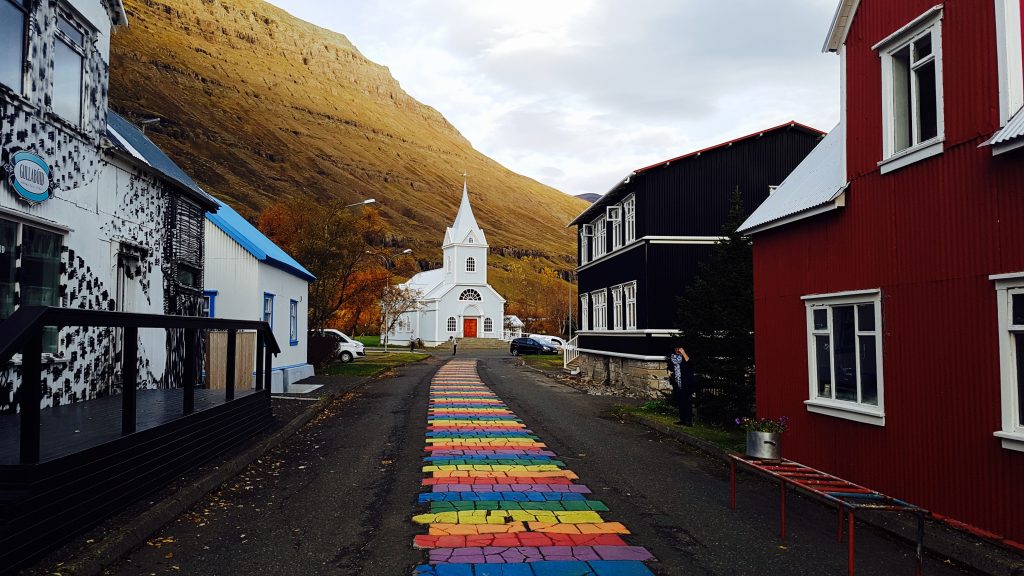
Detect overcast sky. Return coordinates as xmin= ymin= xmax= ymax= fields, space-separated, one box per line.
xmin=266 ymin=0 xmax=841 ymax=197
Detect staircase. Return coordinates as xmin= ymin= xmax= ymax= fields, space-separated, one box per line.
xmin=563 ymin=336 xmax=581 ymax=374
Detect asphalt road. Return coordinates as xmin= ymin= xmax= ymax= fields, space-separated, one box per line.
xmin=103 ymin=352 xmax=972 ymax=576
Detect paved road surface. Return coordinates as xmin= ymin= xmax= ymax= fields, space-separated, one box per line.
xmin=104 ymin=353 xmax=971 ymax=575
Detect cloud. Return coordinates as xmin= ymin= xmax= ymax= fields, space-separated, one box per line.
xmin=266 ymin=0 xmax=841 ymax=196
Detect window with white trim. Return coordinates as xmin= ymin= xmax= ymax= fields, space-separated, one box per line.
xmin=623 ymin=281 xmax=637 ymax=330
xmin=804 ymin=290 xmax=884 ymax=425
xmin=466 ymin=257 xmax=475 ymax=272
xmin=610 ymin=205 xmax=622 ymax=251
xmin=592 ymin=217 xmax=607 ymax=259
xmin=580 ymin=294 xmax=589 ymax=331
xmin=992 ymin=273 xmax=1024 ymax=452
xmin=579 ymin=228 xmax=590 ymax=265
xmin=459 ymin=289 xmax=481 ymax=301
xmin=623 ymin=195 xmax=636 ymax=243
xmin=1 ymin=219 xmax=64 ymax=353
xmin=263 ymin=293 xmax=274 ymax=328
xmin=289 ymin=300 xmax=299 ymax=345
xmin=447 ymin=316 xmax=457 ymax=332
xmin=995 ymin=0 xmax=1024 ymax=124
xmin=484 ymin=318 xmax=493 ymax=333
xmin=591 ymin=289 xmax=607 ymax=331
xmin=878 ymin=8 xmax=943 ymax=165
xmin=53 ymin=13 xmax=86 ymax=126
xmin=0 ymin=0 xmax=28 ymax=93
xmin=611 ymin=285 xmax=623 ymax=330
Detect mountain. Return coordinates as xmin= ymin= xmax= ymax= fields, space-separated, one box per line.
xmin=107 ymin=0 xmax=587 ymax=297
xmin=575 ymin=193 xmax=602 ymax=204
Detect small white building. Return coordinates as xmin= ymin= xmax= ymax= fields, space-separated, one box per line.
xmin=204 ymin=201 xmax=315 ymax=391
xmin=388 ymin=183 xmax=505 ymax=346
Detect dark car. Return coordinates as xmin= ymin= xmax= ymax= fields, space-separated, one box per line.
xmin=509 ymin=337 xmax=557 ymax=356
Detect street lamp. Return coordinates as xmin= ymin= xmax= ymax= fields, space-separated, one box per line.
xmin=368 ymin=248 xmax=413 ymax=351
xmin=344 ymin=198 xmax=376 ymax=208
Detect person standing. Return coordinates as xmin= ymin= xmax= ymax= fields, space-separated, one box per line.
xmin=451 ymin=335 xmax=458 ymax=356
xmin=668 ymin=346 xmax=694 ymax=426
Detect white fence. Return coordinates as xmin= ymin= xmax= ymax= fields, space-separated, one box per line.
xmin=563 ymin=335 xmax=579 ymax=369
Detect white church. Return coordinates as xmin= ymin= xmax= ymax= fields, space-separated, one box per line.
xmin=386 ymin=182 xmax=506 ymax=346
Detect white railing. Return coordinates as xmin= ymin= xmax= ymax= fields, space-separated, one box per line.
xmin=563 ymin=335 xmax=580 ymax=369
xmin=501 ymin=329 xmax=522 ymax=342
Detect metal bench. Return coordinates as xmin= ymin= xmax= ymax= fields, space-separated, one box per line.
xmin=728 ymin=454 xmax=928 ymax=576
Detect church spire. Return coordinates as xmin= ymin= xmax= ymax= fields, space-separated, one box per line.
xmin=446 ymin=175 xmax=486 ymax=246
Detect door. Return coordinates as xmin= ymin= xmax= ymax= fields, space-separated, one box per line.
xmin=463 ymin=318 xmax=477 ymax=338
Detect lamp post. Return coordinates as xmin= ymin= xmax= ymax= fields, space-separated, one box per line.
xmin=369 ymin=248 xmax=412 ymax=352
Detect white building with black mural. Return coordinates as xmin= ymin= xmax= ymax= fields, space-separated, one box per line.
xmin=387 ymin=182 xmax=505 ymax=346
xmin=0 ymin=0 xmax=219 ymax=412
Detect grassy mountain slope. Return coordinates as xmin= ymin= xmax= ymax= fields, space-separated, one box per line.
xmin=108 ymin=0 xmax=586 ymax=297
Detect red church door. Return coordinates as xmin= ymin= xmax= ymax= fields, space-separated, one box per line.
xmin=464 ymin=318 xmax=477 ymax=338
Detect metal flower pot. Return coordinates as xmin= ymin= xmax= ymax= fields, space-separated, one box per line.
xmin=746 ymin=431 xmax=782 ymax=460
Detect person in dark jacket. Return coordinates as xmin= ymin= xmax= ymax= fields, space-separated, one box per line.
xmin=667 ymin=346 xmax=694 ymax=426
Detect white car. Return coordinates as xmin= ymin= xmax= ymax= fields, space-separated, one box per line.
xmin=528 ymin=334 xmax=566 ymax=351
xmin=316 ymin=329 xmax=366 ymax=363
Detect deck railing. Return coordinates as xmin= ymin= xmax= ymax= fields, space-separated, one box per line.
xmin=0 ymin=306 xmax=280 ymax=464
xmin=563 ymin=335 xmax=579 ymax=369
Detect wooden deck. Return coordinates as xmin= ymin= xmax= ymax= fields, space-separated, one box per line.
xmin=0 ymin=388 xmax=259 ymax=465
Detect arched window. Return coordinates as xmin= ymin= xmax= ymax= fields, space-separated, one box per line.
xmin=459 ymin=289 xmax=482 ymax=301
xmin=447 ymin=317 xmax=457 ymax=332
xmin=466 ymin=257 xmax=476 ymax=272
xmin=467 ymin=237 xmax=474 ymax=244
xmin=484 ymin=318 xmax=493 ymax=332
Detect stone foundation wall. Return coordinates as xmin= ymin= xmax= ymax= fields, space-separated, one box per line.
xmin=577 ymin=353 xmax=671 ymax=398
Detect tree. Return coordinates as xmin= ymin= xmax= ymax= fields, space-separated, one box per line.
xmin=675 ymin=189 xmax=755 ymax=425
xmin=258 ymin=200 xmax=389 ymax=331
xmin=379 ymin=284 xmax=422 ymax=351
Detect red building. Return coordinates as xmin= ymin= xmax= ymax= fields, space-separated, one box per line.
xmin=738 ymin=0 xmax=1024 ymax=544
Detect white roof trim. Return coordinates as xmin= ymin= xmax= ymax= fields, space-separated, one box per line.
xmin=823 ymin=0 xmax=861 ymax=53
xmin=871 ymin=5 xmax=944 ymax=51
xmin=738 ymin=191 xmax=846 ymax=236
xmin=988 ymin=105 xmax=1024 ymax=152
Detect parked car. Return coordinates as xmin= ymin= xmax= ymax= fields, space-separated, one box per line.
xmin=312 ymin=329 xmax=366 ymax=362
xmin=510 ymin=337 xmax=558 ymax=356
xmin=528 ymin=334 xmax=566 ymax=350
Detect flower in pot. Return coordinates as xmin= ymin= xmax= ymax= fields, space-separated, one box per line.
xmin=736 ymin=416 xmax=788 ymax=460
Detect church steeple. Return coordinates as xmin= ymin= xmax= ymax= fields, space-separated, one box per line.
xmin=444 ymin=177 xmax=487 ymax=247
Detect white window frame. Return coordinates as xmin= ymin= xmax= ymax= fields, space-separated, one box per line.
xmin=289 ymin=299 xmax=299 ymax=345
xmin=0 ymin=217 xmax=65 ymax=354
xmin=995 ymin=0 xmax=1024 ymax=125
xmin=802 ymin=289 xmax=885 ymax=426
xmin=623 ymin=281 xmax=637 ymax=330
xmin=483 ymin=317 xmax=493 ymax=333
xmin=447 ymin=316 xmax=457 ymax=332
xmin=875 ymin=6 xmax=945 ymax=174
xmin=579 ymin=227 xmax=591 ymax=265
xmin=466 ymin=257 xmax=475 ymax=272
xmin=580 ymin=294 xmax=589 ymax=331
xmin=591 ymin=289 xmax=607 ymax=331
xmin=592 ymin=216 xmax=607 ymax=259
xmin=52 ymin=11 xmax=88 ymax=127
xmin=991 ymin=272 xmax=1024 ymax=452
xmin=610 ymin=204 xmax=623 ymax=251
xmin=0 ymin=0 xmax=29 ymax=94
xmin=623 ymin=195 xmax=636 ymax=244
xmin=611 ymin=285 xmax=623 ymax=330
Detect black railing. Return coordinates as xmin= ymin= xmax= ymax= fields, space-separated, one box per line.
xmin=0 ymin=306 xmax=280 ymax=464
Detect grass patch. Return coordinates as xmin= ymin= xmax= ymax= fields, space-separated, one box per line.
xmin=522 ymin=354 xmax=564 ymax=371
xmin=323 ymin=351 xmax=428 ymax=377
xmin=354 ymin=335 xmax=381 ymax=346
xmin=616 ymin=402 xmax=746 ymax=453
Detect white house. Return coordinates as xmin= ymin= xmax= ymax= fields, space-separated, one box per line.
xmin=204 ymin=200 xmax=315 ymax=391
xmin=387 ymin=182 xmax=505 ymax=346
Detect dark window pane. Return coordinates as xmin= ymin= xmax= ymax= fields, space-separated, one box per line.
xmin=857 ymin=303 xmax=875 ymax=332
xmin=813 ymin=308 xmax=827 ymax=330
xmin=859 ymin=335 xmax=878 ymax=405
xmin=815 ymin=335 xmax=832 ymax=398
xmin=1012 ymin=294 xmax=1024 ymax=326
xmin=53 ymin=39 xmax=83 ymax=125
xmin=833 ymin=305 xmax=858 ymax=401
xmin=916 ymin=61 xmax=937 ymax=143
xmin=176 ymin=266 xmax=198 ymax=287
xmin=0 ymin=219 xmax=16 ymax=320
xmin=0 ymin=0 xmax=25 ymax=92
xmin=892 ymin=46 xmax=912 ymax=152
xmin=57 ymin=17 xmax=84 ymax=46
xmin=1017 ymin=335 xmax=1024 ymax=426
xmin=21 ymin=227 xmax=62 ymax=353
xmin=913 ymin=34 xmax=932 ymax=60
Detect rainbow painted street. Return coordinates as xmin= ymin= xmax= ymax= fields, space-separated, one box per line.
xmin=412 ymin=360 xmax=656 ymax=576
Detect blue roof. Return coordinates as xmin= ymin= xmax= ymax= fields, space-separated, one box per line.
xmin=105 ymin=110 xmax=217 ymax=209
xmin=106 ymin=110 xmax=314 ymax=283
xmin=206 ymin=199 xmax=316 ymax=282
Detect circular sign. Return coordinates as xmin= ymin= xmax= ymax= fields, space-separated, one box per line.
xmin=9 ymin=151 xmax=52 ymax=204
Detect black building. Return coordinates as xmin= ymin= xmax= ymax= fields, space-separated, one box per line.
xmin=568 ymin=122 xmax=824 ymax=394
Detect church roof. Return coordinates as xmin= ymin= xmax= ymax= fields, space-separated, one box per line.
xmin=402 ymin=269 xmax=445 ymax=296
xmin=444 ymin=181 xmax=487 ymax=246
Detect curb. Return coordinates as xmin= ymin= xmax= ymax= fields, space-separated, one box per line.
xmin=54 ymin=376 xmax=373 ymax=576
xmin=618 ymin=411 xmax=1024 ymax=576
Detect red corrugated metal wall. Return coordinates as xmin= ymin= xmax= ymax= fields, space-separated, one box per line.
xmin=753 ymin=0 xmax=1024 ymax=542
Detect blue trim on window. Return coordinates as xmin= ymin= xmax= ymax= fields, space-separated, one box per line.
xmin=289 ymin=299 xmax=299 ymax=346
xmin=203 ymin=290 xmax=217 ymax=318
xmin=263 ymin=292 xmax=275 ymax=328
